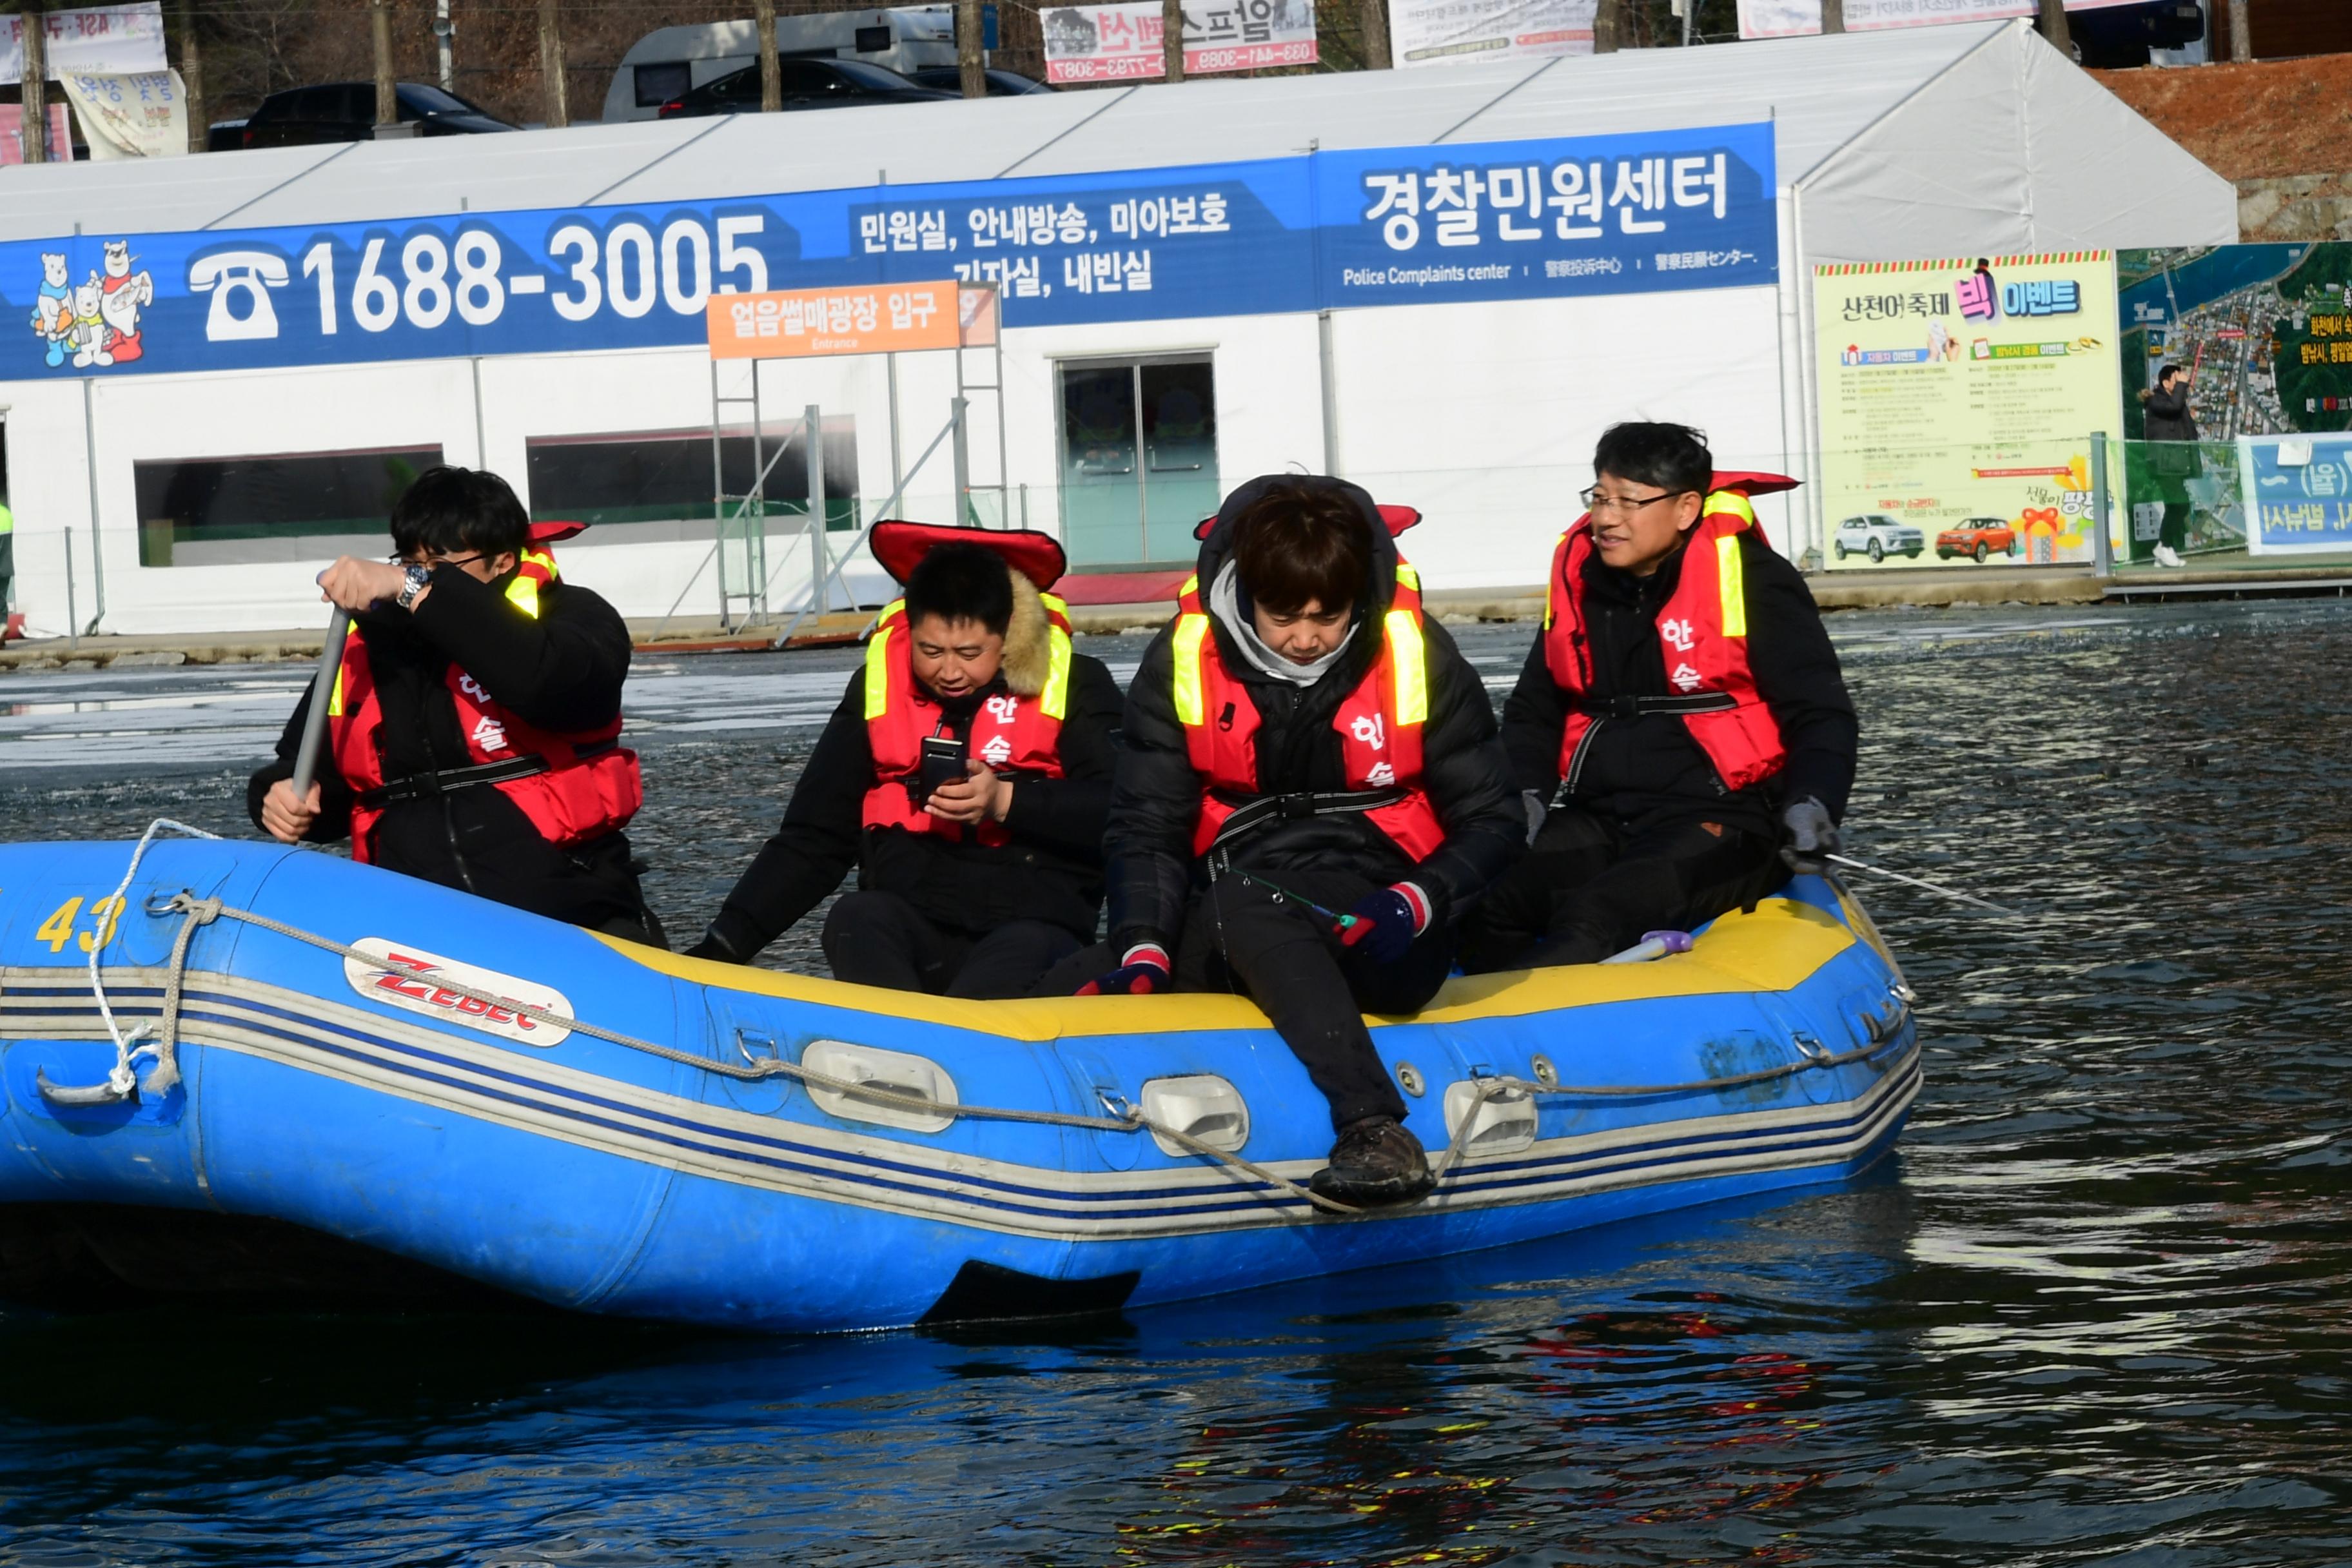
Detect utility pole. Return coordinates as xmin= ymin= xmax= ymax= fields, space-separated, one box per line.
xmin=537 ymin=0 xmax=568 ymax=127
xmin=1592 ymin=0 xmax=1620 ymax=53
xmin=2037 ymin=0 xmax=2070 ymax=53
xmin=1162 ymin=0 xmax=1185 ymax=81
xmin=755 ymin=0 xmax=780 ymax=110
xmin=1820 ymin=0 xmax=1845 ymax=33
xmin=177 ymin=0 xmax=204 ymax=151
xmin=19 ymin=0 xmax=46 ymax=164
xmin=957 ymin=0 xmax=984 ymax=96
xmin=1359 ymin=0 xmax=1390 ymax=68
xmin=2227 ymin=0 xmax=2251 ymax=61
xmin=433 ymin=0 xmax=453 ymax=92
xmin=370 ymin=0 xmax=395 ymax=126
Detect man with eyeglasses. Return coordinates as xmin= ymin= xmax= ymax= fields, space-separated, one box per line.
xmin=1458 ymin=422 xmax=1856 ymax=973
xmin=246 ymin=466 xmax=662 ymax=943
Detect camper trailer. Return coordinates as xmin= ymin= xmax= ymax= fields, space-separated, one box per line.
xmin=603 ymin=9 xmax=976 ymax=123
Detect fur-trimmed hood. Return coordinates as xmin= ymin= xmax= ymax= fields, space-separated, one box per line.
xmin=1000 ymin=567 xmax=1054 ymax=699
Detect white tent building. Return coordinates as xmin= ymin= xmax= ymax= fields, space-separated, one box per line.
xmin=0 ymin=18 xmax=2233 ymax=637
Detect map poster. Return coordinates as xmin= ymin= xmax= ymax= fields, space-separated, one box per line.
xmin=2112 ymin=246 xmax=2352 ymax=562
xmin=1814 ymin=252 xmax=2122 ymax=571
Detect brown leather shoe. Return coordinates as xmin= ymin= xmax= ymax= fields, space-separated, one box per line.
xmin=1310 ymin=1115 xmax=1435 ymax=1207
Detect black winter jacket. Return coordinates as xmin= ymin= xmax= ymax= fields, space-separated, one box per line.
xmin=247 ymin=566 xmax=647 ymax=930
xmin=1500 ymin=531 xmax=1857 ymax=837
xmin=704 ymin=649 xmax=1124 ymax=958
xmin=1105 ymin=475 xmax=1524 ymax=952
xmin=2142 ymin=382 xmax=2200 ymax=444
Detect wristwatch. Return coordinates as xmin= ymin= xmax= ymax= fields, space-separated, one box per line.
xmin=393 ymin=562 xmax=433 ymax=611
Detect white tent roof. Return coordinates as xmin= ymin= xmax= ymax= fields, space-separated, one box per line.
xmin=0 ymin=18 xmax=2231 ymax=255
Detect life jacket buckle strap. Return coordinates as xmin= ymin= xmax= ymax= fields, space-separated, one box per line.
xmin=1206 ymin=786 xmax=1411 ymax=850
xmin=1573 ymin=692 xmax=1739 ymax=720
xmin=356 ymin=740 xmax=616 ymax=808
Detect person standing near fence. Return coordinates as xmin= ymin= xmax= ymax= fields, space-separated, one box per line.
xmin=2140 ymin=362 xmax=2199 ymax=569
xmin=0 ymin=498 xmax=14 ymax=634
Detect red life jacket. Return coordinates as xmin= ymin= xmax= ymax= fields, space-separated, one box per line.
xmin=1542 ymin=476 xmax=1795 ymax=796
xmin=1169 ymin=562 xmax=1446 ymax=862
xmin=859 ymin=592 xmax=1075 ymax=848
xmin=327 ymin=544 xmax=643 ymax=862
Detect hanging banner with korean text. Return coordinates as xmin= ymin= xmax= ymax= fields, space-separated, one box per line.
xmin=1815 ymin=253 xmax=2122 ymax=569
xmin=58 ymin=67 xmax=186 ymax=159
xmin=1391 ymin=0 xmax=1594 ymax=68
xmin=0 ymin=122 xmax=1774 ymax=382
xmin=1041 ymin=0 xmax=1317 ymax=84
xmin=1739 ymin=0 xmax=2142 ymax=37
xmin=0 ymin=3 xmax=166 ymax=83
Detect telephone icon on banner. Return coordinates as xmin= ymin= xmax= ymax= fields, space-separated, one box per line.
xmin=190 ymin=251 xmax=290 ymax=342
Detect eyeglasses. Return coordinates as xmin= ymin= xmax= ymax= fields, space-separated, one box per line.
xmin=386 ymin=552 xmax=487 ymax=569
xmin=1580 ymin=487 xmax=1694 ymax=516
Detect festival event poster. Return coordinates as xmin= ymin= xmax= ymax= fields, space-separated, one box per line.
xmin=1813 ymin=253 xmax=2124 ymax=569
xmin=1040 ymin=0 xmax=1317 ymax=83
xmin=1389 ymin=0 xmax=1594 ymax=68
xmin=0 ymin=123 xmax=1776 ymax=381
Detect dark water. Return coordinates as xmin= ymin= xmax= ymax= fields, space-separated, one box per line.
xmin=3 ymin=602 xmax=2349 ymax=1565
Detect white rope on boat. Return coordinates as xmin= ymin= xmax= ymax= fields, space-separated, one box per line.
xmin=55 ymin=821 xmax=1915 ymax=1222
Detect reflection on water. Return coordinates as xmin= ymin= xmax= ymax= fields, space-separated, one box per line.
xmin=2 ymin=602 xmax=2349 ymax=1563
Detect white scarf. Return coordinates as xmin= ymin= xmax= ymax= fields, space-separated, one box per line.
xmin=1208 ymin=560 xmax=1358 ymax=687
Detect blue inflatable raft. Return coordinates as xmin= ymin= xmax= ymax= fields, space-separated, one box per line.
xmin=0 ymin=832 xmax=1919 ymax=1331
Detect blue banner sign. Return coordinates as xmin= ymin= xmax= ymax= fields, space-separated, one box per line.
xmin=7 ymin=122 xmax=1773 ymax=380
xmin=2239 ymin=434 xmax=2352 ymax=554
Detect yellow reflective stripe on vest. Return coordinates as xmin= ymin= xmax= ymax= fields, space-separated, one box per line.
xmin=1041 ymin=626 xmax=1073 ymax=720
xmin=1395 ymin=562 xmax=1420 ymax=593
xmin=504 ymin=547 xmax=560 ymax=619
xmin=865 ymin=599 xmax=905 ymax=720
xmin=1041 ymin=591 xmax=1069 ymax=618
xmin=1385 ymin=609 xmax=1428 ymax=726
xmin=1704 ymin=489 xmax=1757 ymax=527
xmin=327 ymin=665 xmax=346 ymax=719
xmin=1171 ymin=612 xmax=1211 ymax=727
xmin=1716 ymin=533 xmax=1748 ymax=639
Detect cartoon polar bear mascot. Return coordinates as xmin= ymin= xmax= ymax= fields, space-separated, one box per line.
xmin=97 ymin=241 xmax=153 ymax=363
xmin=28 ymin=251 xmax=72 ymax=368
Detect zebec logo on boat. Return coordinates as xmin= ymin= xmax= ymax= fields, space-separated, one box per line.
xmin=342 ymin=939 xmax=574 ymax=1047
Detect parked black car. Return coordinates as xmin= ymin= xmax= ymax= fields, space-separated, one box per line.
xmin=655 ymin=58 xmax=954 ymax=117
xmin=238 ymin=83 xmax=513 ymax=148
xmin=903 ymin=66 xmax=1055 ymax=95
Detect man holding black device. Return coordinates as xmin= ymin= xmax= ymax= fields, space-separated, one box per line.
xmin=686 ymin=522 xmax=1124 ymax=998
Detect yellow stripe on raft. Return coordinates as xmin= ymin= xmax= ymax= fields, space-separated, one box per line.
xmin=593 ymin=896 xmax=1856 ymax=1043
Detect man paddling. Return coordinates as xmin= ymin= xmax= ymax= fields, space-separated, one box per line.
xmin=248 ymin=466 xmax=660 ymax=943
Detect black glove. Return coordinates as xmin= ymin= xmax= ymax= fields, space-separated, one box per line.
xmin=1779 ymin=797 xmax=1841 ymax=876
xmin=1336 ymin=883 xmax=1430 ymax=965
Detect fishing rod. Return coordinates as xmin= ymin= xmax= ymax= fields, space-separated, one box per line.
xmin=1824 ymin=852 xmax=2020 ymax=917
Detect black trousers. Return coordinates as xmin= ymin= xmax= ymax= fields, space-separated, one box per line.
xmin=823 ymin=889 xmax=1081 ymax=1000
xmin=1044 ymin=868 xmax=1449 ymax=1132
xmin=1457 ymin=805 xmax=1783 ymax=974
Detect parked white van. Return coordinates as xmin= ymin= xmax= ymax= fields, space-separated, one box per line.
xmin=602 ymin=8 xmax=974 ymax=124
